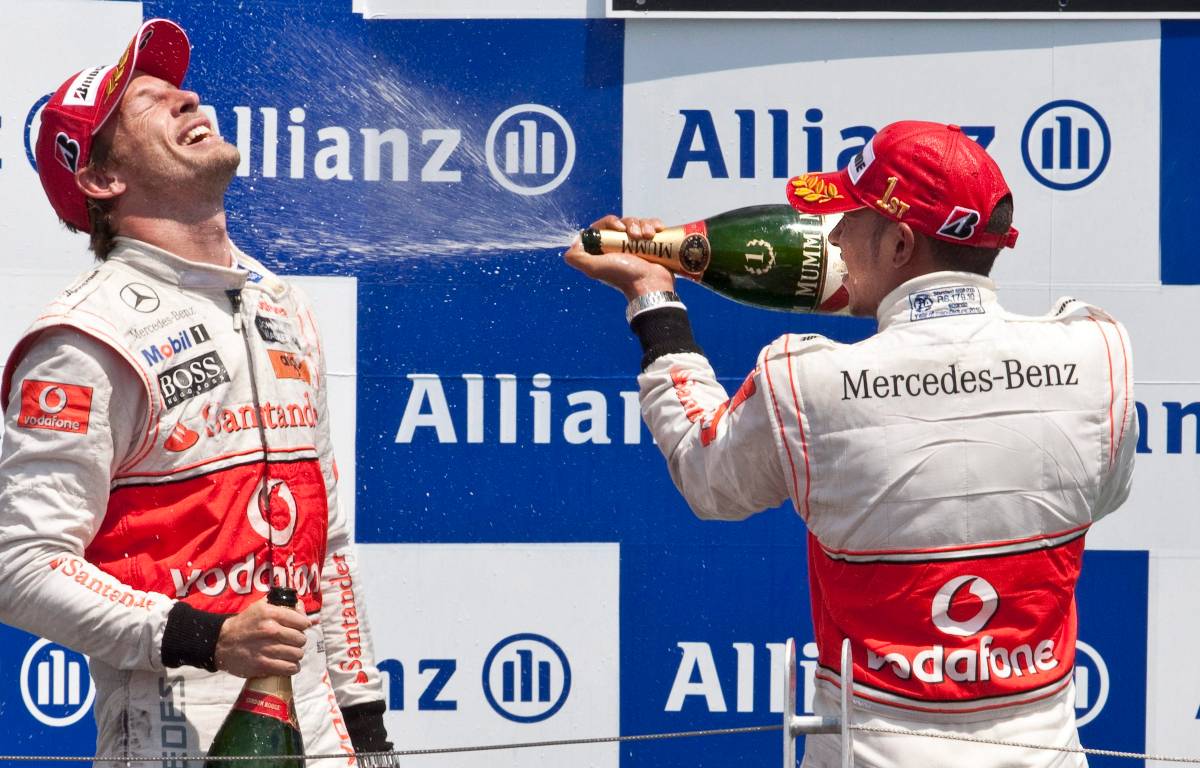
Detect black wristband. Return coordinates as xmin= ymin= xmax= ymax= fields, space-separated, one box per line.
xmin=342 ymin=700 xmax=393 ymax=751
xmin=630 ymin=306 xmax=702 ymax=370
xmin=161 ymin=601 xmax=230 ymax=672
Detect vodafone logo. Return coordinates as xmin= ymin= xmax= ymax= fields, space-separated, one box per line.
xmin=867 ymin=572 xmax=1065 ymax=687
xmin=170 ymin=474 xmax=318 ymax=603
xmin=932 ymin=575 xmax=998 ymax=637
xmin=38 ymin=386 xmax=68 ymax=415
xmin=17 ymin=380 xmax=92 ymax=434
xmin=247 ymin=479 xmax=298 ymax=546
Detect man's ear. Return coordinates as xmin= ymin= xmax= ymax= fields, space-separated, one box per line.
xmin=890 ymin=222 xmax=917 ymax=269
xmin=76 ymin=164 xmax=125 ymax=201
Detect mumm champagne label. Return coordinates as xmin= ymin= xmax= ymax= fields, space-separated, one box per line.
xmin=796 ymin=224 xmax=826 ymax=303
xmin=585 ymin=221 xmax=712 ymax=275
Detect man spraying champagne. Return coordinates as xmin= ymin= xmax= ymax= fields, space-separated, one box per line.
xmin=564 ymin=121 xmax=1136 ymax=768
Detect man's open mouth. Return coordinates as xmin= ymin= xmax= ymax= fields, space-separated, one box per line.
xmin=181 ymin=125 xmax=213 ymax=146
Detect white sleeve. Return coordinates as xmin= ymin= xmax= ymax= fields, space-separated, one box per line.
xmin=639 ymin=350 xmax=789 ymax=521
xmin=1093 ymin=318 xmax=1137 ymax=522
xmin=0 ymin=328 xmax=171 ymax=671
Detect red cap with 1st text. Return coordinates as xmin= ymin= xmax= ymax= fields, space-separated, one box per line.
xmin=786 ymin=120 xmax=1019 ymax=250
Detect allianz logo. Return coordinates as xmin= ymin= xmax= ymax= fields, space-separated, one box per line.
xmin=664 ymin=640 xmax=1110 ymax=725
xmin=395 ymin=373 xmax=644 ymax=446
xmin=666 ymin=100 xmax=1109 ymax=191
xmin=378 ymin=633 xmax=571 ymax=723
xmin=394 ymin=373 xmax=1200 ymax=453
xmin=24 ymin=99 xmax=575 ymax=196
xmin=20 ymin=639 xmax=95 ymax=727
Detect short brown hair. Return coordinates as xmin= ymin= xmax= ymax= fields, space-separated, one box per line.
xmin=62 ymin=130 xmax=119 ymax=261
xmin=926 ymin=195 xmax=1014 ymax=276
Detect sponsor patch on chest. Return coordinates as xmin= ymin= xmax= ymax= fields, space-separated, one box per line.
xmin=268 ymin=350 xmax=311 ymax=383
xmin=908 ymin=285 xmax=984 ymax=322
xmin=255 ymin=315 xmax=298 ymax=347
xmin=158 ymin=352 xmax=231 ymax=409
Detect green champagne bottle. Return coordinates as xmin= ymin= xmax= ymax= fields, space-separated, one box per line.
xmin=580 ymin=204 xmax=848 ymax=314
xmin=205 ymin=587 xmax=305 ymax=768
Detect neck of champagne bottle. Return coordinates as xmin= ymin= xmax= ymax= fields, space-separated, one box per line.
xmin=245 ymin=586 xmax=300 ymax=690
xmin=581 ymin=224 xmax=710 ymax=276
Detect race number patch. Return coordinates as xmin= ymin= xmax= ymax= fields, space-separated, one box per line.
xmin=17 ymin=380 xmax=94 ymax=434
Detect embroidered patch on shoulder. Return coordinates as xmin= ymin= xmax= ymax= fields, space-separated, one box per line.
xmin=17 ymin=380 xmax=93 ymax=434
xmin=908 ymin=285 xmax=985 ymax=322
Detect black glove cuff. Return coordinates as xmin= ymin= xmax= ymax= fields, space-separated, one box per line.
xmin=343 ymin=699 xmax=393 ymax=752
xmin=630 ymin=306 xmax=703 ymax=370
xmin=161 ymin=601 xmax=230 ymax=672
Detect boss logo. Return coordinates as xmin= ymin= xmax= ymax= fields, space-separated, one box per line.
xmin=157 ymin=352 xmax=230 ymax=409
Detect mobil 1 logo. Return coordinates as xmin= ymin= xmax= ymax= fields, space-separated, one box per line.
xmin=158 ymin=352 xmax=231 ymax=409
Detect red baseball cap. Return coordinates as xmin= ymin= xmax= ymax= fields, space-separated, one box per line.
xmin=35 ymin=19 xmax=191 ymax=232
xmin=786 ymin=121 xmax=1019 ymax=250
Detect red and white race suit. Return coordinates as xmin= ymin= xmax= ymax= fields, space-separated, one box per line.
xmin=637 ymin=272 xmax=1136 ymax=768
xmin=0 ymin=239 xmax=387 ymax=766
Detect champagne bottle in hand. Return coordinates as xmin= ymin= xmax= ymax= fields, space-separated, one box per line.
xmin=205 ymin=587 xmax=305 ymax=768
xmin=581 ymin=204 xmax=848 ymax=314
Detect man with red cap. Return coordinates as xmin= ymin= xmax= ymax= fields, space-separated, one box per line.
xmin=0 ymin=19 xmax=395 ymax=766
xmin=565 ymin=121 xmax=1136 ymax=766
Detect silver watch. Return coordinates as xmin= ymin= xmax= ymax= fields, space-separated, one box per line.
xmin=626 ymin=290 xmax=685 ymax=324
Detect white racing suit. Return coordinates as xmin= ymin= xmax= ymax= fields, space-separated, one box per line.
xmin=635 ymin=272 xmax=1136 ymax=768
xmin=0 ymin=238 xmax=390 ymax=766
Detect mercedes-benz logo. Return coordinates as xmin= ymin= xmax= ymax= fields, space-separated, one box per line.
xmin=120 ymin=283 xmax=160 ymax=313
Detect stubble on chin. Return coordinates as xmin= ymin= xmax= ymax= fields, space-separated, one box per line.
xmin=189 ymin=142 xmax=241 ymax=196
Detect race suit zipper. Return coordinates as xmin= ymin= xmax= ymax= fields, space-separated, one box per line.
xmin=226 ymin=288 xmax=278 ymax=583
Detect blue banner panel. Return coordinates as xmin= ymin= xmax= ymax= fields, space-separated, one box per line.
xmin=620 ymin=538 xmax=811 ymax=768
xmin=0 ymin=624 xmax=97 ymax=760
xmin=1160 ymin=21 xmax=1200 ymax=284
xmin=356 ymin=266 xmax=871 ymax=543
xmin=1075 ymin=550 xmax=1148 ymax=767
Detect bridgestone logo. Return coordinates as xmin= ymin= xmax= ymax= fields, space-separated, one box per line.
xmin=158 ymin=352 xmax=231 ymax=409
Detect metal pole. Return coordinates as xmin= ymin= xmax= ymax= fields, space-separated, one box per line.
xmin=839 ymin=637 xmax=854 ymax=768
xmin=782 ymin=638 xmax=853 ymax=768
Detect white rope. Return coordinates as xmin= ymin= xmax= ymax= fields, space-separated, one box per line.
xmin=851 ymin=724 xmax=1200 ymax=764
xmin=0 ymin=724 xmax=781 ymax=762
xmin=0 ymin=721 xmax=1196 ymax=764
